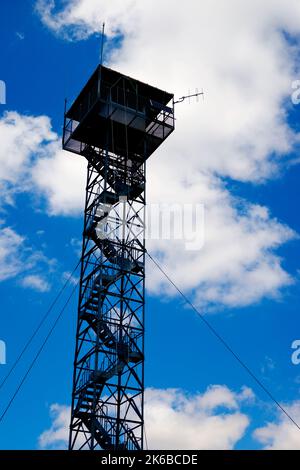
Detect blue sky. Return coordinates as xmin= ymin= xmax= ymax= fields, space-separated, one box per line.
xmin=0 ymin=0 xmax=300 ymax=450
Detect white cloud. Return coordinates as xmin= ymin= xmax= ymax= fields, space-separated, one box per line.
xmin=39 ymin=404 xmax=70 ymax=450
xmin=31 ymin=142 xmax=86 ymax=216
xmin=0 ymin=111 xmax=86 ymax=215
xmin=38 ymin=385 xmax=253 ymax=450
xmin=35 ymin=0 xmax=300 ymax=180
xmin=5 ymin=0 xmax=299 ymax=308
xmin=20 ymin=274 xmax=51 ymax=292
xmin=146 ymin=168 xmax=296 ymax=308
xmin=254 ymin=401 xmax=300 ymax=449
xmin=0 ymin=111 xmax=55 ymax=185
xmin=145 ymin=386 xmax=252 ymax=449
xmin=35 ymin=0 xmax=136 ymax=40
xmin=0 ymin=221 xmax=56 ymax=289
xmin=0 ymin=225 xmax=25 ymax=281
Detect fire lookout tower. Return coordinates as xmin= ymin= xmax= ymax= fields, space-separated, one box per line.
xmin=63 ymin=65 xmax=174 ymax=450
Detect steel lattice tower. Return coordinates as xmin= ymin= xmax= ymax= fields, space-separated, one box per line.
xmin=63 ymin=65 xmax=174 ymax=450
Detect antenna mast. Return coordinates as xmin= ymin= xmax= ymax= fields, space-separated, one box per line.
xmin=100 ymin=22 xmax=105 ymax=65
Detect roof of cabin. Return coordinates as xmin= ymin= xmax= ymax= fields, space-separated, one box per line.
xmin=66 ymin=64 xmax=173 ymax=119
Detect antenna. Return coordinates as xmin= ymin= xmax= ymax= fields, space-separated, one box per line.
xmin=174 ymin=88 xmax=204 ymax=105
xmin=100 ymin=22 xmax=105 ymax=65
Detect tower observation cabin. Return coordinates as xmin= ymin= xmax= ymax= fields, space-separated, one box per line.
xmin=63 ymin=64 xmax=175 ymax=451
xmin=63 ymin=65 xmax=174 ymax=161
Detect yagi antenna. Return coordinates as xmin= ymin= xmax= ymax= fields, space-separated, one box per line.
xmin=174 ymin=88 xmax=204 ymax=105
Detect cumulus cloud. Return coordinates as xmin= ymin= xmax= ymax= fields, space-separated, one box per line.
xmin=254 ymin=401 xmax=300 ymax=449
xmin=20 ymin=274 xmax=51 ymax=292
xmin=38 ymin=385 xmax=253 ymax=449
xmin=0 ymin=225 xmax=25 ymax=281
xmin=0 ymin=221 xmax=56 ymax=290
xmin=0 ymin=111 xmax=55 ymax=201
xmin=39 ymin=404 xmax=70 ymax=450
xmin=145 ymin=386 xmax=253 ymax=449
xmin=0 ymin=111 xmax=86 ymax=215
xmin=31 ymin=142 xmax=86 ymax=216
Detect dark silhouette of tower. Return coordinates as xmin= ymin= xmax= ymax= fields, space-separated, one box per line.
xmin=63 ymin=65 xmax=174 ymax=450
